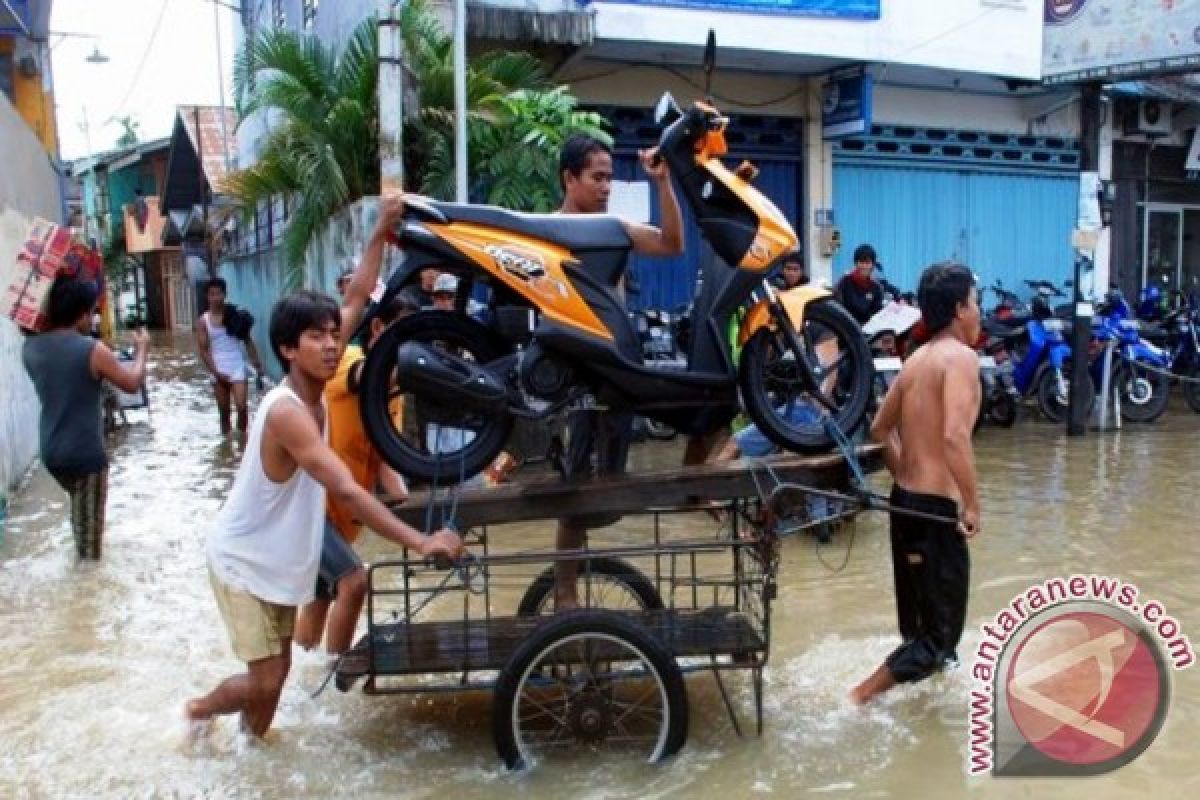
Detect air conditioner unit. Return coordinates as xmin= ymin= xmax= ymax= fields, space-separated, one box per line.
xmin=1130 ymin=100 xmax=1173 ymax=137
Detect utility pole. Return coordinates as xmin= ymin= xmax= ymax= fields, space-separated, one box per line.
xmin=1067 ymin=82 xmax=1102 ymax=436
xmin=453 ymin=0 xmax=467 ymax=202
xmin=378 ymin=0 xmax=406 ymax=192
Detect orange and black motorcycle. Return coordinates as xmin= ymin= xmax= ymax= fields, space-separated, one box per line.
xmin=359 ymin=93 xmax=873 ymax=482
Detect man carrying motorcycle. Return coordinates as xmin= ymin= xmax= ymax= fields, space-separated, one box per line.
xmin=553 ymin=133 xmax=726 ymax=610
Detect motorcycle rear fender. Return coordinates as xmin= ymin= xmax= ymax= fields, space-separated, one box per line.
xmin=737 ymin=286 xmax=833 ymax=348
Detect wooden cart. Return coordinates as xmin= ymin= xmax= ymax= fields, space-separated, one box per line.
xmin=335 ymin=447 xmax=882 ymax=770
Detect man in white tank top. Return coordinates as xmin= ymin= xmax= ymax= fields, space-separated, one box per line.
xmin=195 ymin=277 xmax=264 ymax=434
xmin=186 ymin=290 xmax=462 ymax=739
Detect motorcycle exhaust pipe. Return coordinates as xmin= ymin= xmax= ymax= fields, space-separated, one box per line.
xmin=394 ymin=341 xmax=508 ymax=412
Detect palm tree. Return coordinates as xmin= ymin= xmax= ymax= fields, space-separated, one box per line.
xmin=226 ymin=1 xmax=602 ymax=283
xmin=227 ymin=17 xmax=380 ymax=281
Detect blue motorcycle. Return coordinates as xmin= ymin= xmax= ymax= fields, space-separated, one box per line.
xmin=1090 ymin=288 xmax=1171 ymax=423
xmin=992 ymin=280 xmax=1094 ymax=423
xmin=1138 ymin=288 xmax=1200 ymax=414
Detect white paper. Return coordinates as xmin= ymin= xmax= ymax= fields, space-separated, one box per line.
xmin=609 ymin=180 xmax=651 ymax=223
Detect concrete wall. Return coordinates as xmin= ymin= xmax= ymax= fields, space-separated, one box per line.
xmin=874 ymin=84 xmax=1080 ymax=137
xmin=220 ymin=196 xmax=384 ymax=379
xmin=0 ymin=93 xmax=63 ymax=501
xmin=566 ymin=62 xmax=808 ymax=117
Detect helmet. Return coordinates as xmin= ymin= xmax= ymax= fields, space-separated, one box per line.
xmin=1137 ymin=284 xmax=1163 ymax=320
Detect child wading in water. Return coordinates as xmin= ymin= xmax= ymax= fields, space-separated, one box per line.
xmin=850 ymin=262 xmax=981 ymax=705
xmin=186 ymin=290 xmax=462 ymax=738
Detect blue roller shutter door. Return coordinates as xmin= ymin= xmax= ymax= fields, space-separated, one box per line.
xmin=832 ymin=164 xmax=1077 ymax=295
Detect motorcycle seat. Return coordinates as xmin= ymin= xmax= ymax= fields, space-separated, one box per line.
xmin=983 ymin=318 xmax=1024 ymax=337
xmin=428 ymin=202 xmax=633 ymax=252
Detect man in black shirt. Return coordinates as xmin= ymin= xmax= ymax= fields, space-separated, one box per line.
xmin=835 ymin=243 xmax=884 ymax=326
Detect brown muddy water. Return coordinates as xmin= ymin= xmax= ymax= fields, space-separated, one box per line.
xmin=1 ymin=333 xmax=1197 ymax=799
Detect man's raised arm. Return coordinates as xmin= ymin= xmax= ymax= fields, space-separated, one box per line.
xmin=338 ymin=190 xmax=407 ymax=353
xmin=621 ymin=149 xmax=684 ymax=257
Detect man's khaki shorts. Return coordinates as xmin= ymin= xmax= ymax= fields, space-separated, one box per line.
xmin=209 ymin=571 xmax=296 ymax=663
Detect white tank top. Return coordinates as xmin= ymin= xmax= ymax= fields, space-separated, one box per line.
xmin=207 ymin=386 xmax=326 ymax=605
xmin=204 ymin=311 xmax=246 ymax=375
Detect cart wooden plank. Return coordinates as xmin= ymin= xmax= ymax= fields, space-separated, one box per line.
xmin=337 ymin=607 xmax=765 ymax=682
xmin=388 ymin=445 xmax=883 ymax=529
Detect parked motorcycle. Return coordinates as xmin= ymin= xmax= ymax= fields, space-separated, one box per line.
xmin=633 ymin=307 xmax=686 ymax=439
xmin=1090 ymin=287 xmax=1171 ymax=423
xmin=991 ymin=280 xmax=1094 ymax=423
xmin=976 ymin=325 xmax=1020 ymax=427
xmin=356 ymin=93 xmax=873 ymax=481
xmin=1137 ymin=288 xmax=1200 ymax=413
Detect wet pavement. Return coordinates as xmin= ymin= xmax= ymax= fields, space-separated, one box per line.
xmin=1 ymin=333 xmax=1197 ymax=798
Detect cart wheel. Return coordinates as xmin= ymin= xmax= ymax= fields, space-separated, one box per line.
xmin=493 ymin=610 xmax=688 ymax=770
xmin=516 ymin=557 xmax=664 ymax=616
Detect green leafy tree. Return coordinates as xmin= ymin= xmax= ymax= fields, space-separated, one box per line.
xmin=227 ymin=1 xmax=604 ymax=283
xmin=227 ymin=17 xmax=380 ymax=283
xmin=434 ymin=87 xmax=611 ymax=211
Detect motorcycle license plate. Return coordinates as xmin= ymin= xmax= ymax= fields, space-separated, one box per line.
xmin=978 ymin=355 xmax=996 ymax=369
xmin=874 ymin=357 xmax=903 ymax=372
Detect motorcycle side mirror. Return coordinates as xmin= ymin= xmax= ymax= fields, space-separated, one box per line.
xmin=654 ymin=92 xmax=682 ymax=126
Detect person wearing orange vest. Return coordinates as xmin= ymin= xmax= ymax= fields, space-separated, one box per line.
xmin=293 ymin=192 xmax=416 ymax=659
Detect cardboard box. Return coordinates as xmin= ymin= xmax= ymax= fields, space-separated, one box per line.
xmin=2 ymin=218 xmax=85 ymax=332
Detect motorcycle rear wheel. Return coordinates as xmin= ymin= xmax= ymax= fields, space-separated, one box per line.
xmin=359 ymin=312 xmax=513 ymax=483
xmin=987 ymin=391 xmax=1019 ymax=427
xmin=1183 ymin=365 xmax=1200 ymax=414
xmin=739 ymin=299 xmax=872 ymax=454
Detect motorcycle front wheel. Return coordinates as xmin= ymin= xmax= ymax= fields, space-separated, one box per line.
xmin=359 ymin=312 xmax=513 ymax=483
xmin=739 ymin=299 xmax=872 ymax=454
xmin=1115 ymin=360 xmax=1169 ymax=423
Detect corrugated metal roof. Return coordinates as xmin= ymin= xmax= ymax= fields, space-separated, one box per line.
xmin=1109 ymin=76 xmax=1200 ymax=105
xmin=176 ymin=105 xmax=237 ymax=192
xmin=467 ymin=0 xmax=594 ymax=45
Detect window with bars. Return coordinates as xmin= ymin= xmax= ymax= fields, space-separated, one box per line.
xmin=271 ymin=196 xmax=287 ymax=244
xmin=272 ymin=0 xmax=286 ymax=29
xmin=302 ymin=0 xmax=319 ymax=30
xmin=255 ymin=199 xmax=271 ymax=250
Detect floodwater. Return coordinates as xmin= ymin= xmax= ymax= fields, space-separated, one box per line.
xmin=1 ymin=333 xmax=1197 ymax=799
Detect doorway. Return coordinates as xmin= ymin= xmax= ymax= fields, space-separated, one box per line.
xmin=1142 ymin=204 xmax=1200 ymax=296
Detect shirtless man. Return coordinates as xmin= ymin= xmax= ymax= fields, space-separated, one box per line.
xmin=850 ymin=261 xmax=981 ymax=705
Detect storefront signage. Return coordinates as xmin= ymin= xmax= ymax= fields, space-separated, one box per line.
xmin=822 ymin=65 xmax=873 ymax=139
xmin=0 ymin=0 xmax=31 ymax=35
xmin=599 ymin=0 xmax=879 ymax=18
xmin=1043 ymin=0 xmax=1200 ymax=84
